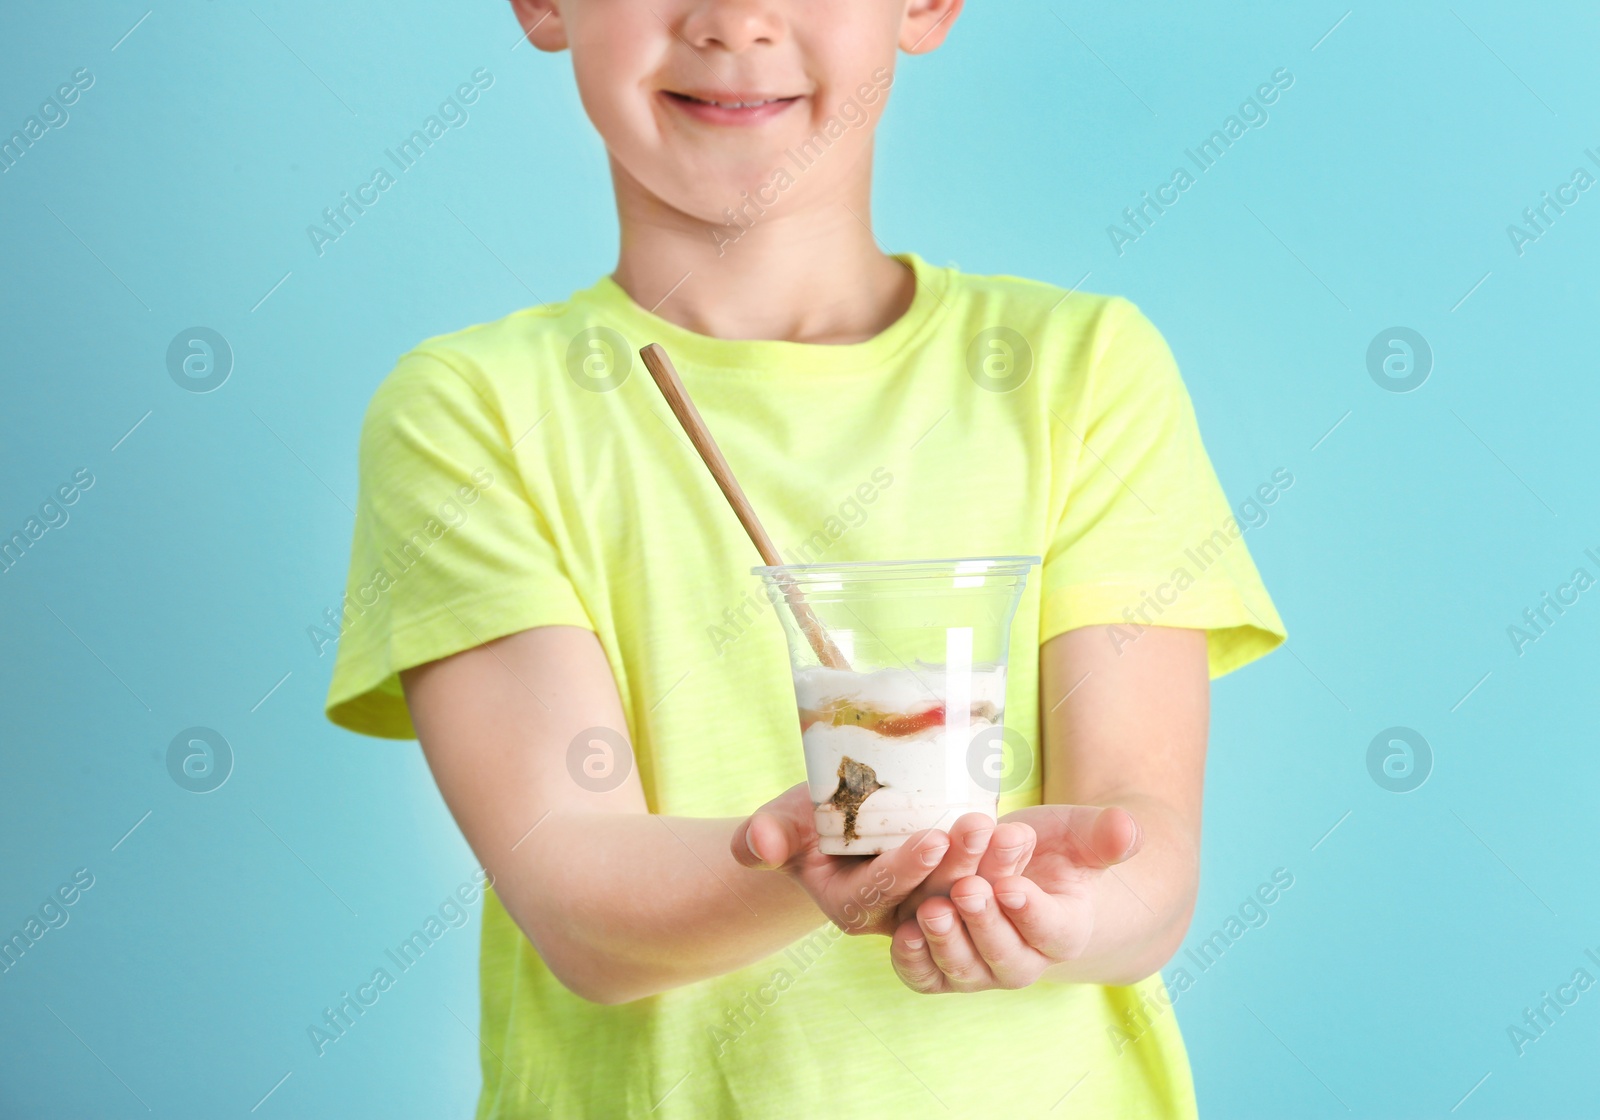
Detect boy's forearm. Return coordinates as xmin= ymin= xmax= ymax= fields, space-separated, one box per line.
xmin=1039 ymin=795 xmax=1199 ymax=987
xmin=498 ymin=812 xmax=828 ymax=1004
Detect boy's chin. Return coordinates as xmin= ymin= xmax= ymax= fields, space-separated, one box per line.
xmin=649 ymin=164 xmax=812 ymax=224
xmin=617 ymin=140 xmax=862 ymax=231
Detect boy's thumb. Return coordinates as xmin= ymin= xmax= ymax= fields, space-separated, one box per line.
xmin=733 ymin=813 xmax=791 ymax=870
xmin=1072 ymin=805 xmax=1142 ymax=869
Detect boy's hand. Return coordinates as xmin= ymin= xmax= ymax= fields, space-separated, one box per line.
xmin=733 ymin=783 xmax=986 ymax=938
xmin=888 ymin=804 xmax=1143 ymax=993
xmin=891 ymin=815 xmax=1037 ymax=927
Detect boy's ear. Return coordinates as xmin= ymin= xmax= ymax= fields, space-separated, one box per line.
xmin=900 ymin=0 xmax=964 ymax=54
xmin=509 ymin=0 xmax=568 ymax=52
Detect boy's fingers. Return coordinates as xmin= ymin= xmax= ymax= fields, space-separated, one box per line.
xmin=974 ymin=821 xmax=1035 ymax=882
xmin=865 ymin=829 xmax=950 ymax=898
xmin=732 ymin=810 xmax=801 ymax=869
xmin=1085 ymin=805 xmax=1142 ymax=867
xmin=926 ymin=812 xmax=996 ymax=885
xmin=948 ymin=875 xmax=1046 ymax=987
xmin=1045 ymin=805 xmax=1142 ymax=869
xmin=832 ymin=829 xmax=950 ymax=931
xmin=896 ymin=813 xmax=996 ymax=917
xmin=731 ymin=784 xmax=815 ymax=869
xmin=889 ymin=919 xmax=949 ymax=994
xmin=916 ymin=896 xmax=995 ymax=991
xmin=990 ymin=875 xmax=1087 ymax=961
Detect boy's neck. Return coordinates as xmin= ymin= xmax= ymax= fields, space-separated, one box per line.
xmin=608 ymin=154 xmax=915 ymax=346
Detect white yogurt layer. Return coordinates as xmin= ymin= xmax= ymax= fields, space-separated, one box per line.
xmin=800 ymin=721 xmax=999 ymax=809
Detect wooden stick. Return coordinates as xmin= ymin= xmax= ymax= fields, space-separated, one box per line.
xmin=639 ymin=342 xmax=851 ymax=671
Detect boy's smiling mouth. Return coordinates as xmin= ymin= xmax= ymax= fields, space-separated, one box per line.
xmin=660 ymin=89 xmax=804 ymax=126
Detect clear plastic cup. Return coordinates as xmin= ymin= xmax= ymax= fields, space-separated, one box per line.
xmin=754 ymin=556 xmax=1039 ymax=855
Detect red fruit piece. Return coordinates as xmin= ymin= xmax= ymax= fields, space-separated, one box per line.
xmin=873 ymin=705 xmax=946 ymax=737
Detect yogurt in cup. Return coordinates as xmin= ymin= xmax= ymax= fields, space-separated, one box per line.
xmin=755 ymin=557 xmax=1038 ymax=855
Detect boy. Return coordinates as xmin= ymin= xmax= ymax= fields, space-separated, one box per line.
xmin=325 ymin=0 xmax=1285 ymax=1115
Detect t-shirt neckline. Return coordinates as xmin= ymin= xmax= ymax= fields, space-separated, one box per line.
xmin=572 ymin=252 xmax=949 ymax=374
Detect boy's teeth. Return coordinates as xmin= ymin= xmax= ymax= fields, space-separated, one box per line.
xmin=691 ymin=95 xmax=777 ymax=109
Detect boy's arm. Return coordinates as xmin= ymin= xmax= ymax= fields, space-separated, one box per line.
xmin=1030 ymin=622 xmax=1208 ymax=983
xmin=888 ymin=624 xmax=1209 ymax=991
xmin=401 ymin=624 xmax=969 ymax=1004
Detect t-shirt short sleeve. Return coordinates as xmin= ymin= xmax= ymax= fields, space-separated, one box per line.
xmin=324 ymin=350 xmax=593 ymax=738
xmin=1040 ymin=300 xmax=1286 ymax=678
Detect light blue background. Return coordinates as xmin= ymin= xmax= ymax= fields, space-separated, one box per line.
xmin=2 ymin=2 xmax=1595 ymax=1116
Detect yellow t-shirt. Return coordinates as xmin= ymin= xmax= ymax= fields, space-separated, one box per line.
xmin=325 ymin=253 xmax=1284 ymax=1119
